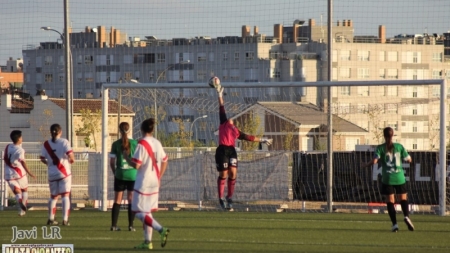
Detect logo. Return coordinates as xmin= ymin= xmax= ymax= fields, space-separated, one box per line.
xmin=2 ymin=244 xmax=74 ymax=253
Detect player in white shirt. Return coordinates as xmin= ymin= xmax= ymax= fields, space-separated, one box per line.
xmin=4 ymin=130 xmax=36 ymax=216
xmin=123 ymin=118 xmax=170 ymax=250
xmin=40 ymin=124 xmax=75 ymax=226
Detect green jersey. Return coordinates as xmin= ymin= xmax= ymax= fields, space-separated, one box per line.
xmin=110 ymin=139 xmax=138 ymax=181
xmin=374 ymin=143 xmax=411 ymax=185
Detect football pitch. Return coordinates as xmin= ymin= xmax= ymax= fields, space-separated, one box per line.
xmin=1 ymin=209 xmax=450 ymax=253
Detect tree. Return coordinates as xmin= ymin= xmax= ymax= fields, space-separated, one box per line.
xmin=76 ymin=109 xmax=102 ymax=151
xmin=365 ymin=104 xmax=384 ymax=144
xmin=236 ymin=111 xmax=262 ymax=151
xmin=29 ymin=109 xmax=54 ymax=143
xmin=429 ymin=114 xmax=439 ymax=150
xmin=143 ymin=105 xmax=167 ymax=124
xmin=281 ymin=122 xmax=296 ymax=151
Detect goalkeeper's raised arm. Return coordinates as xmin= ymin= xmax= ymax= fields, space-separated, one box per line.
xmin=212 ymin=78 xmax=273 ymax=211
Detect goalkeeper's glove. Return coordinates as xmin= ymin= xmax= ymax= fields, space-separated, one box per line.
xmin=217 ymin=86 xmax=224 ymax=97
xmin=260 ymin=137 xmax=273 ymax=146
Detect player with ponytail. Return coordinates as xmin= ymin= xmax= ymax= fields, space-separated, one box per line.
xmin=363 ymin=127 xmax=415 ymax=232
xmin=40 ymin=123 xmax=74 ymax=226
xmin=109 ymin=122 xmax=138 ymax=231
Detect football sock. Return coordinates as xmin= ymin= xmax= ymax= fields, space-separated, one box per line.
xmin=227 ymin=178 xmax=236 ymax=199
xmin=22 ymin=192 xmax=28 ymax=207
xmin=217 ymin=177 xmax=226 ymax=199
xmin=15 ymin=193 xmax=22 ymax=211
xmin=62 ymin=196 xmax=70 ymax=221
xmin=136 ymin=213 xmax=163 ymax=232
xmin=386 ymin=202 xmax=397 ymax=225
xmin=400 ymin=200 xmax=410 ymax=217
xmin=48 ymin=198 xmax=57 ymax=220
xmin=112 ymin=203 xmax=121 ymax=227
xmin=144 ymin=225 xmax=153 ymax=242
xmin=128 ymin=203 xmax=135 ymax=227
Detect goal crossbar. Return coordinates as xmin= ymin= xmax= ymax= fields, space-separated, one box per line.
xmin=101 ymin=79 xmax=447 ymax=215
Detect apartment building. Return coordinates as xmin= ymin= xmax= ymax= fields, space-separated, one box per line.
xmin=21 ymin=20 xmax=450 ymax=150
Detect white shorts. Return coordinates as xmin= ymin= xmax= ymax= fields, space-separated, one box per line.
xmin=7 ymin=177 xmax=28 ymax=192
xmin=132 ymin=188 xmax=159 ymax=213
xmin=49 ymin=176 xmax=72 ymax=197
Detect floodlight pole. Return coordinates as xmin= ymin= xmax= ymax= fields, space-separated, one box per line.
xmin=63 ymin=0 xmax=73 ymax=147
xmin=326 ymin=0 xmax=334 ymax=213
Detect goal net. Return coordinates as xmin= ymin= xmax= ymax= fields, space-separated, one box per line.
xmin=97 ymin=79 xmax=448 ymax=214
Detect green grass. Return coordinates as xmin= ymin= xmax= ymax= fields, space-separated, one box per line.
xmin=1 ymin=210 xmax=450 ymax=252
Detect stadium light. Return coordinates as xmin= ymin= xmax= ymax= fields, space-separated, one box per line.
xmin=189 ymin=115 xmax=208 ymax=145
xmin=153 ymin=60 xmax=190 ymax=139
xmin=41 ymin=25 xmax=73 ymax=148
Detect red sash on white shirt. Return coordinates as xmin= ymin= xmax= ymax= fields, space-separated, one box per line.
xmin=3 ymin=144 xmax=23 ymax=178
xmin=44 ymin=141 xmax=69 ymax=177
xmin=138 ymin=139 xmax=160 ymax=181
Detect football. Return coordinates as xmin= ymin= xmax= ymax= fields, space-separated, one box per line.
xmin=208 ymin=76 xmax=221 ymax=88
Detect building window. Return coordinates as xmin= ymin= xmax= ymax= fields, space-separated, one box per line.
xmin=77 ymin=73 xmax=82 ymax=81
xmin=357 ymin=51 xmax=370 ymax=61
xmin=356 ymin=104 xmax=367 ymax=113
xmin=413 ymin=122 xmax=418 ymax=132
xmin=413 ymin=52 xmax=419 ymax=63
xmin=413 ymin=87 xmax=418 ymax=97
xmin=222 ymin=69 xmax=228 ymax=80
xmin=84 ymin=55 xmax=93 ymax=65
xmin=432 ymin=53 xmax=442 ymax=62
xmin=340 ymin=86 xmax=350 ymax=95
xmin=179 ymin=71 xmax=184 ymax=81
xmin=85 ymin=72 xmax=93 ymax=82
xmin=386 ymin=103 xmax=398 ymax=113
xmin=432 ymin=70 xmax=441 ymax=79
xmin=45 ymin=74 xmax=53 ymax=83
xmin=223 ymin=52 xmax=228 ymax=61
xmin=157 ymin=53 xmax=165 ymax=63
xmin=178 ymin=53 xmax=184 ymax=63
xmin=412 ymin=105 xmax=418 ymax=115
xmin=340 ymin=50 xmax=350 ymax=61
xmin=432 ymin=87 xmax=440 ymax=97
xmin=58 ymin=73 xmax=64 ymax=82
xmin=59 ymin=90 xmax=64 ymax=98
xmin=339 ymin=68 xmax=351 ymax=78
xmin=245 ymin=51 xmax=255 ymax=61
xmin=386 ymin=121 xmax=398 ymax=131
xmin=149 ymin=71 xmax=155 ymax=81
xmin=357 ymin=86 xmax=369 ymax=96
xmin=234 ymin=52 xmax=240 ymax=61
xmin=413 ymin=70 xmax=418 ymax=80
xmin=387 ymin=51 xmax=398 ymax=62
xmin=45 ymin=56 xmax=53 ymax=65
xmin=230 ymin=69 xmax=240 ymax=80
xmin=412 ymin=143 xmax=418 ymax=150
xmin=106 ymin=55 xmax=111 ymax=65
xmin=197 ymin=70 xmax=206 ymax=80
xmin=445 ymin=70 xmax=450 ymax=79
xmin=379 ymin=69 xmax=385 ymax=79
xmin=387 ymin=69 xmax=398 ymax=79
xmin=124 ymin=55 xmax=133 ymax=64
xmin=379 ymin=51 xmax=385 ymax=61
xmin=209 ymin=52 xmax=214 ymax=62
xmin=385 ymin=86 xmax=398 ymax=96
xmin=272 ymin=68 xmax=280 ymax=78
xmin=197 ymin=53 xmax=206 ymax=62
xmin=357 ymin=68 xmax=370 ymax=79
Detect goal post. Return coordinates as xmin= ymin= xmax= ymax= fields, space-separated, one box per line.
xmin=101 ymin=79 xmax=447 ymax=215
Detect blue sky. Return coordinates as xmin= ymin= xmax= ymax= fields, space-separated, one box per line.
xmin=0 ymin=0 xmax=448 ymax=63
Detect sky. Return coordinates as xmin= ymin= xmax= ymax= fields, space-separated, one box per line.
xmin=0 ymin=0 xmax=449 ymax=63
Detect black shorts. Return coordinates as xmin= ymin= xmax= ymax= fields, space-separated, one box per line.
xmin=380 ymin=183 xmax=407 ymax=195
xmin=215 ymin=145 xmax=238 ymax=172
xmin=114 ymin=177 xmax=135 ymax=192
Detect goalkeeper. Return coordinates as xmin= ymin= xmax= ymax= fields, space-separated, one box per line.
xmin=213 ymin=81 xmax=272 ymax=210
